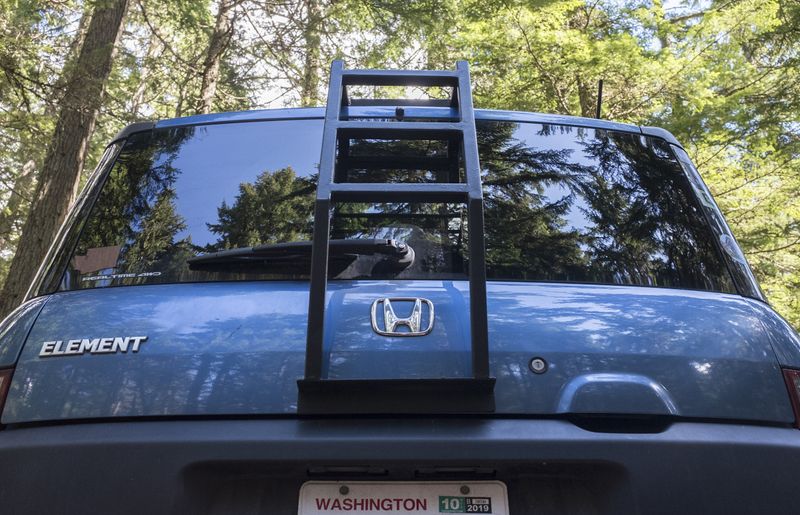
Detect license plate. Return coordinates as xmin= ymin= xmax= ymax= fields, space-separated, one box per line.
xmin=298 ymin=481 xmax=509 ymax=514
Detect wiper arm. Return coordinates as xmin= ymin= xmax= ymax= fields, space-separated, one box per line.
xmin=187 ymin=238 xmax=415 ymax=272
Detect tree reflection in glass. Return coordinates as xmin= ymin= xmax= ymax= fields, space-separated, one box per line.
xmin=72 ymin=128 xmax=196 ymax=285
xmin=63 ymin=119 xmax=735 ymax=293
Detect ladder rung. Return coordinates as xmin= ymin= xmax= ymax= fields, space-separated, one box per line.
xmin=342 ymin=105 xmax=459 ymax=120
xmin=337 ymin=121 xmax=464 ymax=139
xmin=339 ymin=156 xmax=455 ymax=171
xmin=348 ymin=99 xmax=453 ymax=107
xmin=342 ymin=69 xmax=459 ymax=87
xmin=328 ymin=183 xmax=469 ymax=203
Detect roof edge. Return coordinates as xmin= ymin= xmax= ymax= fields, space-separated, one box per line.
xmin=152 ymin=106 xmax=643 ymax=134
xmin=111 ymin=113 xmax=685 ymax=151
xmin=640 ymin=126 xmax=683 ymax=148
xmin=108 ymin=121 xmax=156 ymax=146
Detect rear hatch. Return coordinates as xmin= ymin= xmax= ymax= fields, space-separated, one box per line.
xmin=3 ymin=280 xmax=793 ymax=424
xmin=2 ymin=112 xmax=793 ymax=425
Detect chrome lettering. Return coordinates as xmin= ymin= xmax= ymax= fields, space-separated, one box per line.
xmin=130 ymin=336 xmax=147 ymax=352
xmin=66 ymin=339 xmax=82 ymax=353
xmin=112 ymin=337 xmax=129 ymax=353
xmin=80 ymin=338 xmax=100 ymax=353
xmin=39 ymin=341 xmax=57 ymax=356
xmin=39 ymin=336 xmax=149 ymax=357
xmin=97 ymin=337 xmax=114 ymax=353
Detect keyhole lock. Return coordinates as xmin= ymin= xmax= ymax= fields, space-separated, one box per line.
xmin=529 ymin=357 xmax=548 ymax=374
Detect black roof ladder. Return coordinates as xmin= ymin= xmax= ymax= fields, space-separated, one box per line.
xmin=297 ymin=60 xmax=495 ymax=414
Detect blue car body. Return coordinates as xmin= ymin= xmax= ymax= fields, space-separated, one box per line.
xmin=1 ymin=105 xmax=799 ymax=514
xmin=2 ymin=280 xmax=797 ymax=423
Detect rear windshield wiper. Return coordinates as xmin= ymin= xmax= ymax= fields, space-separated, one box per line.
xmin=187 ymin=238 xmax=415 ymax=273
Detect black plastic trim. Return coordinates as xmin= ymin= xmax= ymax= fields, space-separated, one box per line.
xmin=667 ymin=143 xmax=765 ymax=301
xmin=640 ymin=126 xmax=682 ymax=148
xmin=1 ymin=419 xmax=799 ymax=514
xmin=30 ymin=144 xmax=124 ymax=297
xmin=107 ymin=121 xmax=155 ymax=146
xmin=297 ymin=378 xmax=496 ymax=414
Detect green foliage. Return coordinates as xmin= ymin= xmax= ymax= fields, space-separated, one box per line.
xmin=440 ymin=0 xmax=800 ymax=328
xmin=652 ymin=0 xmax=800 ymax=328
xmin=207 ymin=167 xmax=315 ymax=249
xmin=0 ymin=0 xmax=80 ymax=277
xmin=0 ymin=0 xmax=798 ymax=327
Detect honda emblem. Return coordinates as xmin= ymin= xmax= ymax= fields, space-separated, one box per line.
xmin=370 ymin=298 xmax=434 ymax=337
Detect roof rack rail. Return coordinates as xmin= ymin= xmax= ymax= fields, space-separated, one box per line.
xmin=297 ymin=60 xmax=495 ymax=414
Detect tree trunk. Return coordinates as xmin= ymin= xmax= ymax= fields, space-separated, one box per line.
xmin=131 ymin=32 xmax=163 ymax=117
xmin=299 ymin=0 xmax=321 ymax=107
xmin=198 ymin=0 xmax=237 ymax=115
xmin=576 ymin=74 xmax=596 ymax=119
xmin=0 ymin=0 xmax=129 ymax=318
xmin=47 ymin=7 xmax=92 ymax=116
xmin=0 ymin=160 xmax=36 ymax=251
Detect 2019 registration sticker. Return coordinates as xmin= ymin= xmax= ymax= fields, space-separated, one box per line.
xmin=298 ymin=481 xmax=509 ymax=515
xmin=439 ymin=496 xmax=492 ymax=513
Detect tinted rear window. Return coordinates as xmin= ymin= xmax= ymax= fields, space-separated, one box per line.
xmin=54 ymin=118 xmax=735 ymax=293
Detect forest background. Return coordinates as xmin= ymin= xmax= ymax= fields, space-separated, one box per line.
xmin=0 ymin=0 xmax=798 ymax=327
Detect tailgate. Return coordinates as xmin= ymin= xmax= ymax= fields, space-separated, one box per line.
xmin=2 ymin=281 xmax=793 ymax=424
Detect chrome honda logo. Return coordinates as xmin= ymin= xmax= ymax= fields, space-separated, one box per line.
xmin=370 ymin=298 xmax=434 ymax=337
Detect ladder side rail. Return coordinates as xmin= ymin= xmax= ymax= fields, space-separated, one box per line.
xmin=456 ymin=61 xmax=491 ymax=379
xmin=457 ymin=61 xmax=481 ymax=197
xmin=466 ymin=198 xmax=490 ymax=379
xmin=305 ymin=60 xmax=345 ymax=380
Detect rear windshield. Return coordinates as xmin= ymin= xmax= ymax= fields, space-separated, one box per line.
xmin=54 ymin=118 xmax=735 ymax=293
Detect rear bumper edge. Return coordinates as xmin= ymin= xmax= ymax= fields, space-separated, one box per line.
xmin=1 ymin=418 xmax=798 ymax=514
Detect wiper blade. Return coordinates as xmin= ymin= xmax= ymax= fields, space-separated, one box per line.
xmin=187 ymin=238 xmax=415 ymax=272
